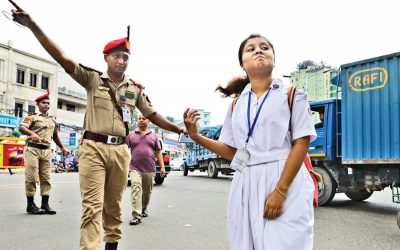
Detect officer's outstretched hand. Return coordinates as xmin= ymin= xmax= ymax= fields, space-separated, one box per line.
xmin=9 ymin=0 xmax=33 ymax=28
xmin=183 ymin=108 xmax=200 ymax=140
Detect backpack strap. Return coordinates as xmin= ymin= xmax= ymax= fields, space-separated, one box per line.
xmin=287 ymin=85 xmax=297 ymax=132
xmin=287 ymin=85 xmax=297 ymax=113
xmin=231 ymin=97 xmax=239 ymax=113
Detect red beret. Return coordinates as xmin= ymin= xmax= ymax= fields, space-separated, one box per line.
xmin=35 ymin=89 xmax=50 ymax=102
xmin=103 ymin=37 xmax=130 ymax=54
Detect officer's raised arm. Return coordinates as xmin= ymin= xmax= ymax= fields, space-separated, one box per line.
xmin=9 ymin=0 xmax=76 ymax=73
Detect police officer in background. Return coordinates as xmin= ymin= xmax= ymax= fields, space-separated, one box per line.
xmin=10 ymin=1 xmax=185 ymax=250
xmin=19 ymin=91 xmax=68 ymax=215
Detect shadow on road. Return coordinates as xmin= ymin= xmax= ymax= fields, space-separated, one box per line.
xmin=320 ymin=199 xmax=399 ymax=216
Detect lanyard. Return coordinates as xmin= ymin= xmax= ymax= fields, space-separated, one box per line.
xmin=246 ymin=89 xmax=271 ymax=144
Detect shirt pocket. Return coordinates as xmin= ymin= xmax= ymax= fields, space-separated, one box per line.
xmin=93 ymin=90 xmax=113 ymax=111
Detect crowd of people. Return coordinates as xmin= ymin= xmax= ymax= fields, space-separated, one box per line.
xmin=51 ymin=150 xmax=79 ymax=170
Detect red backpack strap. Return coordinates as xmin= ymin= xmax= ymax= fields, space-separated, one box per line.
xmin=231 ymin=97 xmax=239 ymax=113
xmin=288 ymin=85 xmax=297 ymax=132
xmin=287 ymin=85 xmax=297 ymax=113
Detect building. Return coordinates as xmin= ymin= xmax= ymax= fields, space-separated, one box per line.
xmin=0 ymin=41 xmax=86 ymax=150
xmin=197 ymin=109 xmax=211 ymax=127
xmin=289 ymin=65 xmax=339 ymax=101
xmin=0 ymin=40 xmax=58 ymax=136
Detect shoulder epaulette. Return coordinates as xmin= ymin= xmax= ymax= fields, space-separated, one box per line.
xmin=79 ymin=63 xmax=103 ymax=75
xmin=129 ymin=79 xmax=145 ymax=89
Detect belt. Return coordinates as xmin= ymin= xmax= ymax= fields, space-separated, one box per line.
xmin=27 ymin=142 xmax=50 ymax=150
xmin=83 ymin=131 xmax=126 ymax=145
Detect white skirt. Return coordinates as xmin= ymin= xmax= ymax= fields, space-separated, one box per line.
xmin=227 ymin=159 xmax=314 ymax=250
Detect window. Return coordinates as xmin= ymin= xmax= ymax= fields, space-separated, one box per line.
xmin=14 ymin=103 xmax=23 ymax=117
xmin=17 ymin=68 xmax=25 ymax=84
xmin=41 ymin=75 xmax=49 ymax=90
xmin=28 ymin=105 xmax=35 ymax=114
xmin=66 ymin=104 xmax=76 ymax=112
xmin=30 ymin=73 xmax=37 ymax=87
xmin=58 ymin=102 xmax=63 ymax=109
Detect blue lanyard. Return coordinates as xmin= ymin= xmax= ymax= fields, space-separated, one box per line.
xmin=246 ymin=89 xmax=271 ymax=144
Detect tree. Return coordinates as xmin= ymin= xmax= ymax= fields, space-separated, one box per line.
xmin=297 ymin=60 xmax=316 ymax=70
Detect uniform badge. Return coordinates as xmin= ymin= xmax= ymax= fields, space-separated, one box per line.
xmin=23 ymin=116 xmax=31 ymax=123
xmin=125 ymin=90 xmax=135 ymax=99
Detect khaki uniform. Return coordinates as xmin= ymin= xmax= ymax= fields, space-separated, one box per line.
xmin=69 ymin=64 xmax=155 ymax=249
xmin=21 ymin=113 xmax=56 ymax=196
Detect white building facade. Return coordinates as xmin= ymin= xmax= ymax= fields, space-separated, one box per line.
xmin=0 ymin=41 xmax=86 ymax=150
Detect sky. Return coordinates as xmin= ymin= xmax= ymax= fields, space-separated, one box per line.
xmin=1 ymin=0 xmax=400 ymax=125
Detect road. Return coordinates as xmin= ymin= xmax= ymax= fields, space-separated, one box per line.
xmin=0 ymin=170 xmax=399 ymax=250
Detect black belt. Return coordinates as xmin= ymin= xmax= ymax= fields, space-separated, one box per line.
xmin=83 ymin=131 xmax=126 ymax=145
xmin=27 ymin=142 xmax=50 ymax=150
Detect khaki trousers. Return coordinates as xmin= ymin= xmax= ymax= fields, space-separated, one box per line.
xmin=24 ymin=146 xmax=51 ymax=196
xmin=78 ymin=139 xmax=130 ymax=250
xmin=130 ymin=170 xmax=155 ymax=219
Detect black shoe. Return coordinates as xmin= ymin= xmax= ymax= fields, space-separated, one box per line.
xmin=41 ymin=204 xmax=56 ymax=214
xmin=141 ymin=209 xmax=148 ymax=217
xmin=129 ymin=218 xmax=141 ymax=225
xmin=26 ymin=203 xmax=45 ymax=214
xmin=41 ymin=195 xmax=56 ymax=214
xmin=105 ymin=242 xmax=118 ymax=250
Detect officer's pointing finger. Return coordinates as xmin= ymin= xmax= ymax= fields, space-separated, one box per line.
xmin=9 ymin=0 xmax=23 ymax=11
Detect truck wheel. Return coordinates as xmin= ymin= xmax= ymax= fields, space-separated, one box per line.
xmin=208 ymin=161 xmax=218 ymax=179
xmin=183 ymin=164 xmax=188 ymax=176
xmin=313 ymin=166 xmax=337 ymax=206
xmin=154 ymin=175 xmax=164 ymax=185
xmin=345 ymin=189 xmax=373 ymax=201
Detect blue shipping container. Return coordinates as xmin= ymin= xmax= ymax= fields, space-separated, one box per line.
xmin=339 ymin=52 xmax=400 ymax=164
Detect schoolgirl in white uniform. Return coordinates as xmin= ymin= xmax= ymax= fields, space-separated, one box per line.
xmin=184 ymin=34 xmax=316 ymax=250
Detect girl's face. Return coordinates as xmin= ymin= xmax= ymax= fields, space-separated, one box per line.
xmin=241 ymin=37 xmax=275 ymax=76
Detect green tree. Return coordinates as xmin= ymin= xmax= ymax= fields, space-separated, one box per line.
xmin=297 ymin=60 xmax=315 ymax=70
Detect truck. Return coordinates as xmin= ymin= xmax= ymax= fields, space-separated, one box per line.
xmin=182 ymin=125 xmax=232 ymax=178
xmin=309 ymin=52 xmax=400 ymax=221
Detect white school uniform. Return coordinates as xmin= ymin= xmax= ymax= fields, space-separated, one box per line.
xmin=219 ymin=79 xmax=317 ymax=250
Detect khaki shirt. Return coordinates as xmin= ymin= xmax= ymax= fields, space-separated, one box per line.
xmin=69 ymin=64 xmax=156 ymax=137
xmin=21 ymin=113 xmax=56 ymax=145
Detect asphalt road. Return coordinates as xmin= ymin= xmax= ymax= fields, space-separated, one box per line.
xmin=0 ymin=169 xmax=399 ymax=250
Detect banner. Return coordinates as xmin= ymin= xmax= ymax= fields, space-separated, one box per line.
xmin=2 ymin=144 xmax=25 ymax=168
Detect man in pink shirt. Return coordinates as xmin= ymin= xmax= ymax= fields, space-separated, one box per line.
xmin=127 ymin=114 xmax=166 ymax=225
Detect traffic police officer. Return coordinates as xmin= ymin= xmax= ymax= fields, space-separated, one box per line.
xmin=10 ymin=1 xmax=185 ymax=249
xmin=19 ymin=90 xmax=68 ymax=215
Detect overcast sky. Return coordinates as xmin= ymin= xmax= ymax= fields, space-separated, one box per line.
xmin=1 ymin=0 xmax=399 ymax=125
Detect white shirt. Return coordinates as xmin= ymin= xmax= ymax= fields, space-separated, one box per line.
xmin=219 ymin=79 xmax=317 ymax=166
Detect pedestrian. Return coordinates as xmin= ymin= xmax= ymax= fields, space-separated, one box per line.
xmin=8 ymin=168 xmax=14 ymax=175
xmin=19 ymin=90 xmax=68 ymax=215
xmin=127 ymin=114 xmax=166 ymax=226
xmin=183 ymin=34 xmax=317 ymax=249
xmin=10 ymin=1 xmax=185 ymax=249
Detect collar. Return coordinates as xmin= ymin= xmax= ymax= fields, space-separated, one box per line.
xmin=242 ymin=78 xmax=284 ymax=96
xmin=134 ymin=129 xmax=152 ymax=135
xmin=101 ymin=72 xmax=131 ymax=88
xmin=37 ymin=112 xmax=49 ymax=117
